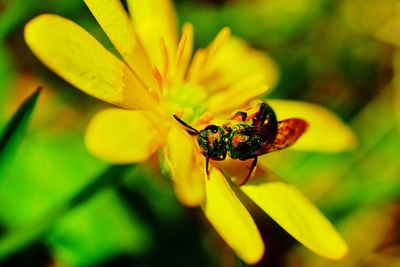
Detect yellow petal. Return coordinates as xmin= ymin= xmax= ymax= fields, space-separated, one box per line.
xmin=188 ymin=28 xmax=231 ymax=83
xmin=206 ymin=78 xmax=269 ymax=115
xmin=216 ymin=157 xmax=267 ymax=186
xmin=84 ymin=0 xmax=157 ymax=91
xmin=163 ymin=126 xmax=205 ymax=207
xmin=85 ymin=109 xmax=166 ymax=163
xmin=201 ymin=37 xmax=279 ymax=94
xmin=268 ymin=99 xmax=357 ymax=152
xmin=202 ymin=168 xmax=264 ymax=264
xmin=24 ymin=14 xmax=157 ymax=110
xmin=241 ymin=175 xmax=348 ymax=260
xmin=127 ymin=0 xmax=178 ymax=71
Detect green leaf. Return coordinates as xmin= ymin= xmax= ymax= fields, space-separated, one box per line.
xmin=0 ymin=45 xmax=15 ymax=112
xmin=0 ymin=87 xmax=41 ymax=176
xmin=48 ymin=188 xmax=152 ymax=267
xmin=218 ymin=0 xmax=328 ymax=44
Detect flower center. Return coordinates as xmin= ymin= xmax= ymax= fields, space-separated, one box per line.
xmin=164 ymin=83 xmax=207 ymax=122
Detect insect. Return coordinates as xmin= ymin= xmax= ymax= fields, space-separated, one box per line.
xmin=173 ymin=102 xmax=308 ymax=185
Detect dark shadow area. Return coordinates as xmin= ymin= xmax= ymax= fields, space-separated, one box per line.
xmin=116 ymin=184 xmax=214 ymax=267
xmin=1 ymin=242 xmax=53 ymax=267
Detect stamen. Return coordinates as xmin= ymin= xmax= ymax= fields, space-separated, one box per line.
xmin=187 ymin=49 xmax=206 ymax=82
xmin=160 ymin=38 xmax=169 ymax=86
xmin=176 ymin=35 xmax=187 ymax=67
xmin=175 ymin=108 xmax=184 ymax=118
xmin=174 ymin=23 xmax=194 ymax=85
xmin=194 ymin=111 xmax=214 ymax=126
xmin=152 ymin=67 xmax=163 ymax=92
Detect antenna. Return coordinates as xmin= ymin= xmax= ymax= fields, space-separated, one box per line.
xmin=173 ymin=115 xmax=199 ymax=135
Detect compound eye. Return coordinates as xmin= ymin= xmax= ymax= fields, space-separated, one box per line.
xmin=205 ymin=125 xmax=219 ymax=134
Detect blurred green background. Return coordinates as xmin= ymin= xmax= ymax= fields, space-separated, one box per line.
xmin=0 ymin=0 xmax=399 ymax=266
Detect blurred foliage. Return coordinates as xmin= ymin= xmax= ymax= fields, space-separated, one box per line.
xmin=0 ymin=88 xmax=40 ymax=177
xmin=0 ymin=0 xmax=399 ymax=266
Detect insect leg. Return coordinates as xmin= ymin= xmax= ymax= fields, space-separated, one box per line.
xmin=239 ymin=157 xmax=258 ymax=186
xmin=230 ymin=111 xmax=247 ymax=122
xmin=205 ymin=157 xmax=210 ymax=178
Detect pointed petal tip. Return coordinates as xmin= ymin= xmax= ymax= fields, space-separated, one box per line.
xmin=182 ymin=22 xmax=194 ymax=29
xmin=221 ymin=27 xmax=232 ymax=37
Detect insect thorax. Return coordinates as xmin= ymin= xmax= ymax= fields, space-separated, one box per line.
xmin=225 ymin=123 xmax=264 ymax=160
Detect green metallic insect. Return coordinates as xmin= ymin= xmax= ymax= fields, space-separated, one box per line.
xmin=173 ymin=102 xmax=308 ymax=185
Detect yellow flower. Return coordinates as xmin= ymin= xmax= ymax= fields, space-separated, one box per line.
xmin=24 ymin=0 xmax=356 ymax=264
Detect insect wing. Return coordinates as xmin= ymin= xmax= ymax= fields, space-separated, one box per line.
xmin=228 ymin=124 xmax=277 ymax=160
xmin=255 ymin=118 xmax=308 ymax=155
xmin=245 ymin=125 xmax=277 ymax=146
